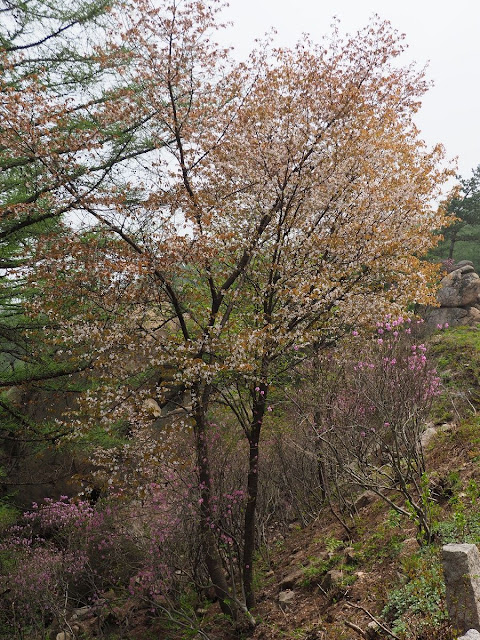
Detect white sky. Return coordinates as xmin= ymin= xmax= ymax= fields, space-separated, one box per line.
xmin=219 ymin=0 xmax=480 ymax=180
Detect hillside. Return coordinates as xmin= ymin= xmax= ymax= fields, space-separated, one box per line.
xmin=2 ymin=325 xmax=480 ymax=640
xmin=242 ymin=326 xmax=480 ymax=640
xmin=175 ymin=326 xmax=480 ymax=640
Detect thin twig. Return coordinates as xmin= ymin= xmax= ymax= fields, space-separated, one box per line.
xmin=345 ymin=602 xmax=400 ymax=640
xmin=344 ymin=619 xmax=368 ymax=639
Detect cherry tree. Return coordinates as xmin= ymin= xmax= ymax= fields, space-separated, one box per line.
xmin=31 ymin=0 xmax=452 ymax=621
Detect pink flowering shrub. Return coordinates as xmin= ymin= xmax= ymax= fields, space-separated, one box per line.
xmin=291 ymin=316 xmax=442 ymax=542
xmin=0 ymin=425 xmax=253 ymax=639
xmin=0 ymin=493 xmax=182 ymax=636
xmin=0 ymin=497 xmax=92 ymax=634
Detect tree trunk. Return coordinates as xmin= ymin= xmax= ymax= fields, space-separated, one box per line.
xmin=448 ymin=231 xmax=457 ymax=260
xmin=314 ymin=411 xmax=328 ymax=502
xmin=193 ymin=385 xmax=236 ymax=620
xmin=243 ymin=396 xmax=264 ymax=610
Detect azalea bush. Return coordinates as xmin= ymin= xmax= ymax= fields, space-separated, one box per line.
xmin=290 ymin=317 xmax=443 ymax=542
xmin=0 ymin=423 xmax=254 ymax=638
xmin=0 ymin=490 xmax=188 ymax=637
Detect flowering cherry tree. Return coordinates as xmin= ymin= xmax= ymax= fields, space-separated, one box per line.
xmin=28 ymin=0 xmax=453 ymax=621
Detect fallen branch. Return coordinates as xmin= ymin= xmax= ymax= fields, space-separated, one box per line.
xmin=344 ymin=619 xmax=368 ymax=638
xmin=345 ymin=602 xmax=400 ymax=640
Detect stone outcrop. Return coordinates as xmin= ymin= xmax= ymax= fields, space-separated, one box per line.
xmin=425 ymin=261 xmax=480 ymax=327
xmin=458 ymin=631 xmax=480 ymax=640
xmin=442 ymin=543 xmax=480 ymax=634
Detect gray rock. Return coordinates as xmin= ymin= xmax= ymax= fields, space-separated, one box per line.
xmin=458 ymin=631 xmax=480 ymax=640
xmin=400 ymin=537 xmax=419 ymax=557
xmin=72 ymin=606 xmax=92 ymax=620
xmin=455 ymin=260 xmax=475 ymax=271
xmin=321 ymin=569 xmax=343 ymax=591
xmin=442 ymin=543 xmax=480 ymax=634
xmin=56 ymin=633 xmax=74 ymax=640
xmin=277 ymin=589 xmax=295 ymax=609
xmin=425 ymin=305 xmax=480 ymax=328
xmin=437 ymin=269 xmax=480 ymax=307
xmin=354 ymin=491 xmax=376 ymax=510
xmin=280 ymin=568 xmax=305 ymax=589
xmin=366 ymin=620 xmax=381 ymax=638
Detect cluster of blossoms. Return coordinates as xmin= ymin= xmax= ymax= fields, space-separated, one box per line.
xmin=345 ymin=315 xmax=442 ymax=428
xmin=25 ymin=495 xmax=94 ymax=528
xmin=0 ymin=492 xmax=186 ymax=623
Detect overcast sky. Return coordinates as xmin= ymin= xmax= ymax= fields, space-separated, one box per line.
xmin=219 ymin=0 xmax=480 ymax=181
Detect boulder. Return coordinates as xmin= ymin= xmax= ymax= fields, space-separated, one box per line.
xmin=366 ymin=621 xmax=381 ymax=638
xmin=456 ymin=260 xmax=475 ymax=271
xmin=458 ymin=631 xmax=480 ymax=640
xmin=71 ymin=606 xmax=92 ymax=620
xmin=442 ymin=543 xmax=480 ymax=634
xmin=425 ymin=306 xmax=480 ymax=328
xmin=399 ymin=537 xmax=419 ymax=557
xmin=422 ymin=261 xmax=480 ymax=328
xmin=421 ymin=425 xmax=439 ymax=448
xmin=438 ymin=267 xmax=480 ymax=307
